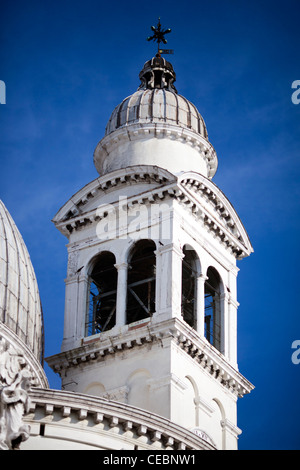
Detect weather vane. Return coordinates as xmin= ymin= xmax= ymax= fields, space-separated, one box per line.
xmin=147 ymin=18 xmax=173 ymax=56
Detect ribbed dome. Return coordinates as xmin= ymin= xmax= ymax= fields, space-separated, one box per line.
xmin=94 ymin=56 xmax=218 ymax=179
xmin=0 ymin=200 xmax=44 ymax=362
xmin=105 ymin=88 xmax=208 ymax=138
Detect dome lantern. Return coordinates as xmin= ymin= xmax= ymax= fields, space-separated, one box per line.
xmin=138 ymin=55 xmax=177 ymax=93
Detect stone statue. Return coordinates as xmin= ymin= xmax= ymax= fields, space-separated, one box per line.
xmin=0 ymin=337 xmax=32 ymax=450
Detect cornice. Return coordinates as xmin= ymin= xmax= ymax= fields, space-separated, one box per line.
xmin=179 ymin=172 xmax=253 ymax=257
xmin=26 ymin=387 xmax=215 ymax=450
xmin=52 ymin=166 xmax=253 ymax=260
xmin=46 ymin=317 xmax=254 ymax=399
xmin=94 ymin=122 xmax=218 ymax=179
xmin=52 ymin=165 xmax=176 ymax=230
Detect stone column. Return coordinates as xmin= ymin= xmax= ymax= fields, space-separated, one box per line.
xmin=220 ymin=292 xmax=229 ymax=357
xmin=114 ymin=262 xmax=128 ymax=327
xmin=196 ymin=274 xmax=208 ymax=337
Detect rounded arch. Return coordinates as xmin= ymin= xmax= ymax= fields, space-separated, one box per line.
xmin=181 ymin=244 xmax=201 ymax=330
xmin=126 ymin=239 xmax=156 ymax=325
xmin=127 ymin=368 xmax=152 ymax=410
xmin=185 ymin=374 xmax=199 ymax=397
xmin=86 ymin=249 xmax=117 ymax=277
xmin=178 ymin=235 xmax=204 ymax=273
xmin=127 ymin=367 xmax=152 ymax=383
xmin=83 ymin=382 xmax=106 ymax=397
xmin=211 ymin=398 xmax=226 ymax=450
xmin=181 ymin=375 xmax=198 ymax=428
xmin=205 ymin=264 xmax=225 ymax=295
xmin=86 ymin=251 xmax=117 ymax=335
xmin=212 ymin=398 xmax=226 ymax=421
xmin=182 ymin=243 xmax=202 ymax=273
xmin=125 ymin=237 xmax=158 ymax=263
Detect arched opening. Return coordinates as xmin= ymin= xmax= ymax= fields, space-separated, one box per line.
xmin=205 ymin=267 xmax=221 ymax=351
xmin=181 ymin=246 xmax=199 ymax=329
xmin=86 ymin=252 xmax=117 ymax=335
xmin=126 ymin=240 xmax=156 ymax=325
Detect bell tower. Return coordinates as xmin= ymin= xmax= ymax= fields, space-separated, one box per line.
xmin=47 ymin=34 xmax=254 ymax=450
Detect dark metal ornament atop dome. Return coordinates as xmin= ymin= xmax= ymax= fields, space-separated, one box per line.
xmin=147 ymin=18 xmax=171 ymax=53
xmin=141 ymin=19 xmax=177 ymax=92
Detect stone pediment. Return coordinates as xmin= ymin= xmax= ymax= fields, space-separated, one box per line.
xmin=53 ymin=165 xmax=176 ymax=226
xmin=53 ymin=165 xmax=253 ymax=260
xmin=177 ymin=171 xmax=253 ymax=259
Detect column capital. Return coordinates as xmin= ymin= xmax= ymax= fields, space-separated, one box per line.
xmin=198 ymin=273 xmax=208 ymax=282
xmin=228 ymin=296 xmax=240 ymax=308
xmin=154 ymin=242 xmax=183 ymax=259
xmin=221 ymin=418 xmax=242 ymax=439
xmin=64 ymin=273 xmax=89 ymax=285
xmin=220 ymin=291 xmax=230 ymax=301
xmin=114 ymin=262 xmax=128 ymax=271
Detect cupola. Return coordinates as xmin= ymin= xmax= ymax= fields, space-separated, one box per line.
xmin=94 ymin=56 xmax=218 ymax=179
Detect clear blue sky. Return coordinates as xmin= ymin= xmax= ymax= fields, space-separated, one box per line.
xmin=1 ymin=0 xmax=300 ymax=450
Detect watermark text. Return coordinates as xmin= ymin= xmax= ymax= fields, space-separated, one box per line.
xmin=291 ymin=80 xmax=300 ymax=104
xmin=291 ymin=340 xmax=300 ymax=364
xmin=95 ymin=197 xmax=173 ymax=242
xmin=0 ymin=80 xmax=6 ymax=104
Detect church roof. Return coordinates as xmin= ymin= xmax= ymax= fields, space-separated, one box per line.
xmin=0 ymin=200 xmax=44 ymax=362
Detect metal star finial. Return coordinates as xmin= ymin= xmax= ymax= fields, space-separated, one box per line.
xmin=147 ymin=18 xmax=172 ymax=53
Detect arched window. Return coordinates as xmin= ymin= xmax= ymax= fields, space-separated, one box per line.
xmin=126 ymin=240 xmax=156 ymax=325
xmin=86 ymin=252 xmax=117 ymax=335
xmin=181 ymin=246 xmax=199 ymax=330
xmin=205 ymin=267 xmax=221 ymax=351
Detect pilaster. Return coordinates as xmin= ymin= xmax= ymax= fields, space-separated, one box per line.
xmin=221 ymin=418 xmax=242 ymax=450
xmin=227 ymin=296 xmax=239 ymax=367
xmin=154 ymin=243 xmax=184 ymax=322
xmin=62 ymin=273 xmax=89 ymax=351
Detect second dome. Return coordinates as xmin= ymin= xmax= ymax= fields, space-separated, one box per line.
xmin=94 ymin=55 xmax=218 ymax=179
xmin=105 ymin=88 xmax=208 ymax=139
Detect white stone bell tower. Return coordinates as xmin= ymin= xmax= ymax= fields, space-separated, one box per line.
xmin=47 ymin=53 xmax=254 ymax=450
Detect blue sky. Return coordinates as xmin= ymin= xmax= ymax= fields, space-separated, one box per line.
xmin=1 ymin=0 xmax=300 ymax=450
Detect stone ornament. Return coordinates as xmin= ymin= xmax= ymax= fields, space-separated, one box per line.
xmin=0 ymin=336 xmax=32 ymax=450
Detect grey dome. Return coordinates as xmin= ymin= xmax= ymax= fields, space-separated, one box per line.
xmin=105 ymin=56 xmax=208 ymax=139
xmin=0 ymin=200 xmax=44 ymax=362
xmin=105 ymin=89 xmax=208 ymax=138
